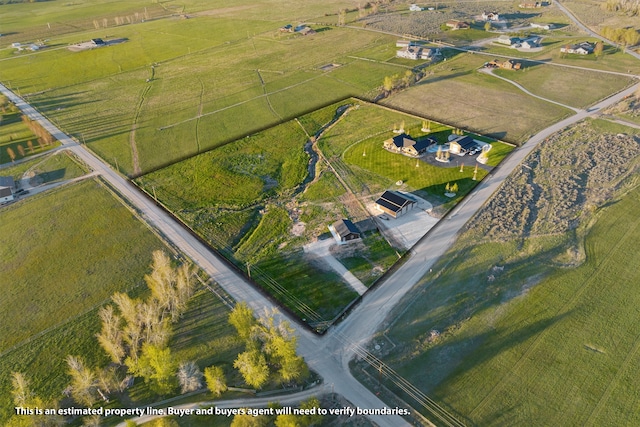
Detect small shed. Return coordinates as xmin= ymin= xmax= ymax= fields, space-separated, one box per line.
xmin=330 ymin=219 xmax=361 ymax=243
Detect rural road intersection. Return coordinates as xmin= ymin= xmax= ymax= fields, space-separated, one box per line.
xmin=1 ymin=69 xmax=639 ymax=426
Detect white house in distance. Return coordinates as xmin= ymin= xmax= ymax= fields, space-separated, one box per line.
xmin=409 ymin=4 xmax=424 ymax=11
xmin=481 ymin=11 xmax=500 ymax=21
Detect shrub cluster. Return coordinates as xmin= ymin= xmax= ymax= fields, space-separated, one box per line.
xmin=469 ymin=121 xmax=640 ymax=240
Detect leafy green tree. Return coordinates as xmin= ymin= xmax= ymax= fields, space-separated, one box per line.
xmin=234 ymin=349 xmax=270 ymax=389
xmin=484 ymin=21 xmax=492 ymax=31
xmin=229 ymin=302 xmax=258 ymax=342
xmin=126 ymin=343 xmax=177 ymax=395
xmin=204 ymin=365 xmax=227 ymax=397
xmin=594 ymin=41 xmax=604 ymax=58
xmin=66 ymin=355 xmax=99 ymax=406
xmin=231 ymin=414 xmax=270 ymax=427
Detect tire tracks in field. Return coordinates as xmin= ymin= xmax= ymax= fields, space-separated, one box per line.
xmin=469 ymin=211 xmax=640 ymax=420
xmin=129 ymin=84 xmax=151 ymax=176
xmin=194 ymin=79 xmax=204 ymax=153
xmin=257 ymin=69 xmax=282 ymax=121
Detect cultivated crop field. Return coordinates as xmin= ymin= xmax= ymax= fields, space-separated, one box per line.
xmin=363 ymin=118 xmax=640 ymax=425
xmin=137 ymin=98 xmax=509 ymax=329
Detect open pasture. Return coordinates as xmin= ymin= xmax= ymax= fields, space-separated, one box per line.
xmin=5 ymin=16 xmax=400 ymax=174
xmin=0 ymin=178 xmax=168 ymax=420
xmin=494 ymin=63 xmax=635 ymax=109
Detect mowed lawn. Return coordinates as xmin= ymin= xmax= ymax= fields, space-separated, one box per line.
xmin=382 ymin=54 xmax=573 ymax=145
xmin=379 ymin=184 xmax=640 ymax=426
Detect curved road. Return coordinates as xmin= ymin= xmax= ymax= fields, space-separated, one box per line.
xmin=1 ymin=76 xmax=639 ymax=426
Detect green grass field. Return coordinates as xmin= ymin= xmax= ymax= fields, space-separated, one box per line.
xmin=494 ymin=64 xmax=634 ymax=109
xmin=0 ymin=178 xmax=168 ymax=421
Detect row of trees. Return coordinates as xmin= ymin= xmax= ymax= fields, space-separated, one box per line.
xmin=601 ymin=0 xmax=640 ymax=14
xmin=601 ymin=26 xmax=640 ymax=47
xmin=382 ymin=70 xmax=422 ymax=95
xmin=21 ymin=114 xmax=55 ymax=146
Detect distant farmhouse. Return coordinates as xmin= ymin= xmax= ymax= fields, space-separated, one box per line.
xmin=560 ymin=41 xmax=595 ymax=55
xmin=383 ymin=133 xmax=435 ymax=157
xmin=279 ymin=24 xmax=293 ymax=32
xmin=329 ymin=219 xmax=361 ymax=243
xmin=449 ymin=135 xmax=477 ymax=155
xmin=481 ymin=12 xmax=500 ymax=21
xmin=409 ymin=4 xmax=424 ymax=11
xmin=375 ymin=190 xmax=416 ymax=219
xmin=396 ymin=41 xmax=440 ymax=60
xmin=446 ymin=20 xmax=470 ymax=30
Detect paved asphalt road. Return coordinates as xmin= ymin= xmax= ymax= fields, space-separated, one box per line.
xmin=1 ymin=75 xmax=638 ymax=426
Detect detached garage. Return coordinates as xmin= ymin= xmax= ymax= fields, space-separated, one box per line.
xmin=375 ymin=190 xmax=416 ymax=218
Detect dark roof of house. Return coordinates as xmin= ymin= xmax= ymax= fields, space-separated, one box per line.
xmin=389 ymin=133 xmax=416 ymax=148
xmin=451 ymin=135 xmax=476 ymax=150
xmin=376 ymin=190 xmax=415 ymax=213
xmin=91 ymin=38 xmax=105 ymax=45
xmin=333 ymin=219 xmax=360 ymax=238
xmin=0 ymin=176 xmax=15 ymax=188
xmin=0 ymin=186 xmax=12 ymax=197
xmin=411 ymin=137 xmax=436 ymax=152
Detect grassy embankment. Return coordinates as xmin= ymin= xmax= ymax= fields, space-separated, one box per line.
xmin=362 ymin=118 xmax=640 ymax=425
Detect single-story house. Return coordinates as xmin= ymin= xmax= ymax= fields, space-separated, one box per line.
xmin=279 ymin=24 xmax=293 ymax=32
xmin=482 ymin=12 xmax=500 ymax=21
xmin=375 ymin=191 xmax=416 ymax=218
xmin=446 ymin=20 xmax=470 ymax=30
xmin=409 ymin=4 xmax=423 ymax=11
xmin=330 ymin=219 xmax=361 ymax=243
xmin=90 ymin=38 xmax=105 ymax=47
xmin=384 ymin=133 xmax=435 ymax=156
xmin=0 ymin=186 xmax=13 ymax=203
xmin=449 ymin=135 xmax=476 ymax=155
xmin=561 ymin=42 xmax=594 ymax=55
